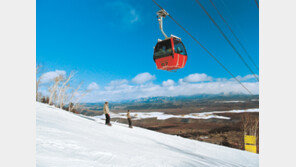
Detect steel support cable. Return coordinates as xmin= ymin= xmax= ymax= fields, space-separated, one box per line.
xmin=209 ymin=0 xmax=259 ymax=71
xmin=254 ymin=0 xmax=259 ymax=9
xmin=194 ymin=0 xmax=259 ymax=81
xmin=151 ymin=0 xmax=254 ymax=95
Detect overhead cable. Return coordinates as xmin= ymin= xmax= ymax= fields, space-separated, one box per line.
xmin=152 ymin=0 xmax=254 ymax=95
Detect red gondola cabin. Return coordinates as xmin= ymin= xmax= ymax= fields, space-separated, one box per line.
xmin=153 ymin=35 xmax=187 ymax=71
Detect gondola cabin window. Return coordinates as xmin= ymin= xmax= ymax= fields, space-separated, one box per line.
xmin=154 ymin=39 xmax=173 ymax=60
xmin=173 ymin=38 xmax=187 ymax=55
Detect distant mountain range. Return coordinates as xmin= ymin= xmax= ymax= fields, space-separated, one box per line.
xmin=124 ymin=94 xmax=258 ymax=104
xmin=84 ymin=94 xmax=259 ymax=107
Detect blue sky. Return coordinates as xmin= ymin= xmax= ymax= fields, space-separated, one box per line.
xmin=37 ymin=0 xmax=259 ymax=102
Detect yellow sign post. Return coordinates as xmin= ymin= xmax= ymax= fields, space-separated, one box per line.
xmin=244 ymin=135 xmax=257 ymax=153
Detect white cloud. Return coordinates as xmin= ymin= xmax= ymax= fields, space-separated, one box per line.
xmin=82 ymin=80 xmax=258 ymax=103
xmin=87 ymin=82 xmax=99 ymax=90
xmin=162 ymin=79 xmax=175 ymax=87
xmin=132 ymin=72 xmax=156 ymax=84
xmin=183 ymin=73 xmax=213 ymax=82
xmin=80 ymin=73 xmax=259 ymax=103
xmin=105 ymin=79 xmax=132 ymax=91
xmin=106 ymin=1 xmax=140 ymax=25
xmin=231 ymin=74 xmax=259 ymax=81
xmin=109 ymin=79 xmax=128 ymax=86
xmin=129 ymin=9 xmax=139 ymax=23
xmin=240 ymin=74 xmax=259 ymax=81
xmin=40 ymin=70 xmax=66 ymax=83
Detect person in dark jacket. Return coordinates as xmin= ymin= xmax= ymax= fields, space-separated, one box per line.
xmin=127 ymin=110 xmax=132 ymax=128
xmin=103 ymin=102 xmax=111 ymax=126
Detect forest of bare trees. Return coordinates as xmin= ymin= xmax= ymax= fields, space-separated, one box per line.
xmin=36 ymin=65 xmax=89 ymax=113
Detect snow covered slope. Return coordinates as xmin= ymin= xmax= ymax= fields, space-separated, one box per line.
xmin=36 ymin=102 xmax=259 ymax=167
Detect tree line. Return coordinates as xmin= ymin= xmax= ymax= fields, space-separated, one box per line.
xmin=36 ymin=65 xmax=89 ymax=113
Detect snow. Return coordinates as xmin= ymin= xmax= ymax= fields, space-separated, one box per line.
xmin=95 ymin=108 xmax=259 ymax=120
xmin=216 ymin=101 xmax=245 ymax=103
xmin=37 ymin=102 xmax=259 ymax=167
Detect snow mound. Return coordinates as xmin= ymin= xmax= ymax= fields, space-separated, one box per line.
xmin=36 ymin=102 xmax=258 ymax=167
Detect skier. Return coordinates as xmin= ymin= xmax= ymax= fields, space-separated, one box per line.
xmin=127 ymin=110 xmax=133 ymax=128
xmin=103 ymin=102 xmax=111 ymax=126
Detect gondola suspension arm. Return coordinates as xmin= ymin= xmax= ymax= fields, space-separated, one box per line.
xmin=157 ymin=9 xmax=169 ymax=39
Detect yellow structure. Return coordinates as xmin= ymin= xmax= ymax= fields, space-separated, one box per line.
xmin=244 ymin=135 xmax=257 ymax=153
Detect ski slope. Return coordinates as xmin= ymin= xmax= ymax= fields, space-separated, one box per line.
xmin=36 ymin=102 xmax=259 ymax=167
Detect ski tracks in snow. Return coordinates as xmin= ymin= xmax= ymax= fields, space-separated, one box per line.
xmin=36 ymin=102 xmax=258 ymax=167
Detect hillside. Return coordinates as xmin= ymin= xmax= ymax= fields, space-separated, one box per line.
xmin=36 ymin=102 xmax=258 ymax=167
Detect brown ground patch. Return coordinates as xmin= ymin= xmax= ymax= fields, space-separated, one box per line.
xmin=112 ymin=112 xmax=259 ymax=152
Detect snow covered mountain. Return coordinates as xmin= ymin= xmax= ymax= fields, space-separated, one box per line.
xmin=36 ymin=102 xmax=259 ymax=167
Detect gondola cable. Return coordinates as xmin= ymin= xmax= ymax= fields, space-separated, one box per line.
xmin=194 ymin=0 xmax=259 ymax=82
xmin=254 ymin=0 xmax=259 ymax=9
xmin=209 ymin=0 xmax=259 ymax=71
xmin=151 ymin=0 xmax=254 ymax=95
